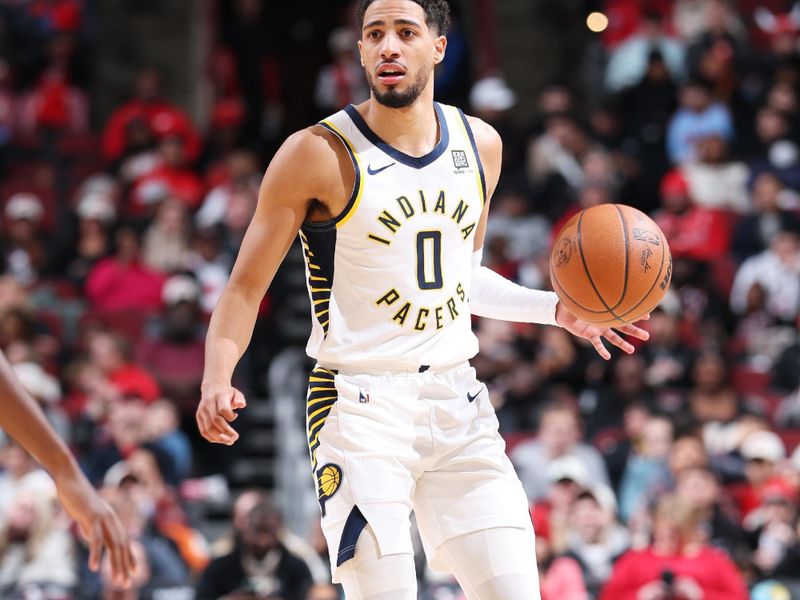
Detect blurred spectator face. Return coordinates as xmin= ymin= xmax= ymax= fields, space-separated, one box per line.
xmin=142 ymin=400 xmax=180 ymax=440
xmin=243 ymin=504 xmax=282 ymax=560
xmin=0 ymin=309 xmax=35 ymax=349
xmin=88 ymin=330 xmax=127 ymax=373
xmin=582 ymin=149 xmax=615 ymax=182
xmin=228 ymin=149 xmax=259 ymax=183
xmin=135 ymin=68 xmax=162 ymax=103
xmin=5 ymin=490 xmax=52 ymax=542
xmin=159 ymin=135 xmax=186 ymax=168
xmin=114 ymin=227 xmax=141 ymax=263
xmin=1 ymin=442 xmax=39 ymax=479
xmin=226 ymin=188 xmax=257 ymax=231
xmin=546 ymin=115 xmax=586 ymax=154
xmin=767 ymin=83 xmax=798 ymax=115
xmin=645 ymin=53 xmax=669 ymax=82
xmin=0 ymin=276 xmax=26 ymax=313
xmin=155 ymin=198 xmax=188 ymax=233
xmin=538 ymin=84 xmax=574 ymax=115
xmin=761 ymin=489 xmax=797 ymax=526
xmin=233 ymin=489 xmax=268 ymax=533
xmin=745 ymin=457 xmax=777 ymax=486
xmin=613 ymin=355 xmax=646 ymax=396
xmin=641 ymin=416 xmax=673 ymax=459
xmin=692 ymin=352 xmax=727 ymax=392
xmin=746 ymin=283 xmax=767 ymax=313
xmin=578 ymin=183 xmax=611 ymax=209
xmin=752 ymin=172 xmax=783 ymax=212
xmin=539 ymin=407 xmax=580 ymax=456
xmin=193 ymin=226 xmax=224 ymax=261
xmin=571 ymin=495 xmax=609 ymax=543
xmin=124 ymin=117 xmax=153 ymax=152
xmin=641 ymin=12 xmax=665 ymax=37
xmin=306 ymin=583 xmax=339 ymax=600
xmin=676 ymin=468 xmax=718 ymax=511
xmin=647 ymin=309 xmax=679 ymax=345
xmin=669 ymin=436 xmax=709 ymax=476
xmin=756 ymin=108 xmax=788 ymax=145
xmin=108 ymin=400 xmax=146 ymax=449
xmin=651 ymin=496 xmax=700 ymax=553
xmin=494 ymin=191 xmax=528 ymax=217
xmin=770 ymin=231 xmax=799 ymax=264
xmin=623 ymin=402 xmax=650 ymax=439
xmin=706 ymin=0 xmax=732 ymax=35
xmin=680 ymin=83 xmax=712 ymax=112
xmin=696 ymin=135 xmax=728 ymax=164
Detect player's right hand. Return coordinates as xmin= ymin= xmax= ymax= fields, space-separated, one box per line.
xmin=197 ymin=384 xmax=247 ymax=445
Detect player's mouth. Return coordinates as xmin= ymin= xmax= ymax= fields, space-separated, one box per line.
xmin=376 ymin=62 xmax=406 ymax=85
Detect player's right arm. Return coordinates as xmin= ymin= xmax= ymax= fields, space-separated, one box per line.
xmin=198 ymin=127 xmax=349 ymax=445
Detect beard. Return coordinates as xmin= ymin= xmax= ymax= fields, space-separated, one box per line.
xmin=366 ymin=65 xmax=430 ymax=109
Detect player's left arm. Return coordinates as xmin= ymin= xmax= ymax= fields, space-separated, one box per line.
xmin=0 ymin=350 xmax=137 ymax=587
xmin=466 ymin=116 xmax=649 ymax=359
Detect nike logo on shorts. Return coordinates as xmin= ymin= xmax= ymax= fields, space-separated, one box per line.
xmin=467 ymin=386 xmax=484 ymax=403
xmin=367 ymin=162 xmax=395 ymax=175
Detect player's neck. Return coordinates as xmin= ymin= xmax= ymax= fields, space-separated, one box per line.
xmin=360 ymin=93 xmax=440 ymax=158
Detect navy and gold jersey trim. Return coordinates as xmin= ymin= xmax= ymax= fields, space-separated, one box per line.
xmin=456 ymin=108 xmax=487 ymax=205
xmin=344 ymin=102 xmax=450 ymax=169
xmin=305 ymin=121 xmax=364 ymax=232
xmin=306 ymin=366 xmax=338 ymax=471
xmin=299 ymin=227 xmax=336 ymax=336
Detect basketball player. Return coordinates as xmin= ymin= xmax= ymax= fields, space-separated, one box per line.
xmin=0 ymin=350 xmax=137 ymax=588
xmin=198 ymin=1 xmax=650 ymax=598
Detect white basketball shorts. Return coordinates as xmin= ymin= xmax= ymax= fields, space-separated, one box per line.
xmin=305 ymin=361 xmax=533 ymax=582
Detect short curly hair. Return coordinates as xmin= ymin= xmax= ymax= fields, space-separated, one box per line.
xmin=356 ymin=0 xmax=451 ymax=36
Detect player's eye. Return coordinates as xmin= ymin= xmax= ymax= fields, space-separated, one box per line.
xmin=401 ymin=29 xmax=416 ymax=38
xmin=367 ymin=30 xmax=381 ymax=40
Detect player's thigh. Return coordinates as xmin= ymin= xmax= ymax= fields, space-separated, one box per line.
xmin=436 ymin=526 xmax=541 ymax=600
xmin=337 ymin=525 xmax=417 ymax=600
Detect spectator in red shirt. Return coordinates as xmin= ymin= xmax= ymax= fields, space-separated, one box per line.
xmin=600 ymin=494 xmax=748 ymax=600
xmin=731 ymin=430 xmax=793 ymax=522
xmin=102 ymin=67 xmax=201 ymax=163
xmin=654 ymin=170 xmax=732 ymax=263
xmin=129 ymin=135 xmax=204 ymax=214
xmin=85 ymin=225 xmax=165 ymax=312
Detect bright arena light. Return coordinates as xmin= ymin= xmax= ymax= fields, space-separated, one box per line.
xmin=586 ymin=11 xmax=609 ymax=33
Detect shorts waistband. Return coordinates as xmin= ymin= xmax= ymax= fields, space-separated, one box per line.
xmin=317 ymin=360 xmax=470 ymax=376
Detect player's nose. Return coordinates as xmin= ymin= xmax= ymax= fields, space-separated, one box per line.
xmin=378 ymin=32 xmax=401 ymax=59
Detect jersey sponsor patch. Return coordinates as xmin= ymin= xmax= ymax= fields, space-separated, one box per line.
xmin=316 ymin=463 xmax=343 ymax=517
xmin=452 ymin=149 xmax=469 ymax=169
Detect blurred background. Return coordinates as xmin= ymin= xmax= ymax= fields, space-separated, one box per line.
xmin=0 ymin=0 xmax=799 ymax=598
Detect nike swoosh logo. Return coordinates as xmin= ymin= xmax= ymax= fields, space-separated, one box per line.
xmin=367 ymin=162 xmax=395 ymax=175
xmin=467 ymin=386 xmax=484 ymax=403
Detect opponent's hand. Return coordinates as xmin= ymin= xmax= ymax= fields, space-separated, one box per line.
xmin=55 ymin=469 xmax=137 ymax=588
xmin=555 ymin=303 xmax=650 ymax=360
xmin=197 ymin=383 xmax=247 ymax=445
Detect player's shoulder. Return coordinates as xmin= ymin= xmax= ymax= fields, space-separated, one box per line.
xmin=269 ymin=124 xmax=351 ymax=192
xmin=461 ymin=113 xmax=503 ymax=155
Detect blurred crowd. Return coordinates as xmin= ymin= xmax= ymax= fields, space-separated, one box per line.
xmin=0 ymin=0 xmax=798 ymax=598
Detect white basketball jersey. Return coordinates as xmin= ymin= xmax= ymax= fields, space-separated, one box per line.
xmin=299 ymin=102 xmax=485 ymax=371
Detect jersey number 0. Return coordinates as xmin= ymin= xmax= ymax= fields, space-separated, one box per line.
xmin=416 ymin=231 xmax=443 ymax=290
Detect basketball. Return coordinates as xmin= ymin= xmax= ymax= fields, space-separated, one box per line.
xmin=550 ymin=204 xmax=672 ymax=327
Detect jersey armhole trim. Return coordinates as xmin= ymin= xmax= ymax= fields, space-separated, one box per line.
xmin=303 ymin=120 xmax=364 ymax=232
xmin=455 ymin=108 xmax=487 ymax=206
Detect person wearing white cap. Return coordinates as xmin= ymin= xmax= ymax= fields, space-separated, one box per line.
xmin=566 ymin=483 xmax=629 ymax=598
xmin=2 ymin=192 xmax=48 ymax=285
xmin=735 ymin=429 xmax=791 ymax=521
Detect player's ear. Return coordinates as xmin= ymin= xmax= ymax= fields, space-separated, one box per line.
xmin=357 ymin=40 xmax=365 ymax=67
xmin=432 ymin=34 xmax=447 ymax=65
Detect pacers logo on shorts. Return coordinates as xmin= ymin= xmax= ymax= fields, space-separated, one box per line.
xmin=316 ymin=463 xmax=343 ymax=517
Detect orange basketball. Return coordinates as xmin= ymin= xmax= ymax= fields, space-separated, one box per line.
xmin=549 ymin=204 xmax=672 ymax=327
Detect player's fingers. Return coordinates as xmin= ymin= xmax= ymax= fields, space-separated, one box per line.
xmin=210 ymin=414 xmax=238 ymax=442
xmin=603 ymin=329 xmax=634 ymax=354
xmin=232 ymin=389 xmax=247 ymax=409
xmin=197 ymin=410 xmax=232 ymax=444
xmin=617 ymin=323 xmax=650 ymax=341
xmin=102 ymin=518 xmax=127 ymax=588
xmin=216 ymin=392 xmax=237 ymax=421
xmin=591 ymin=336 xmax=611 ymax=360
xmin=87 ymin=520 xmax=103 ymax=572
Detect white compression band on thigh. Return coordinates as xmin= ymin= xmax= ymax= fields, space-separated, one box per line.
xmin=470 ymin=249 xmax=559 ymax=326
xmin=337 ymin=525 xmax=417 ymax=600
xmin=436 ymin=527 xmax=542 ymax=600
